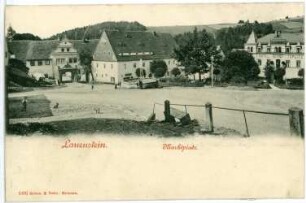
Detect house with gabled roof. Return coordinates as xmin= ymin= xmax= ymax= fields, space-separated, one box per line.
xmin=8 ymin=37 xmax=99 ymax=82
xmin=244 ymin=30 xmax=304 ymax=79
xmin=92 ymin=30 xmax=179 ymax=84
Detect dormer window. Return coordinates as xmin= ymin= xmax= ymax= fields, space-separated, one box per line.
xmin=286 ymin=47 xmax=290 ymax=53
xmin=297 ymin=47 xmax=301 ymax=53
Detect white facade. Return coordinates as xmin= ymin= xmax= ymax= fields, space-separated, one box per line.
xmin=245 ymin=31 xmax=304 ymax=79
xmin=92 ymin=58 xmax=178 ymax=84
xmin=26 ymin=60 xmax=54 ymax=77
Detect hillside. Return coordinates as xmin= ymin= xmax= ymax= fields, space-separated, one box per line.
xmin=147 ymin=23 xmax=236 ymax=36
xmin=269 ymin=16 xmax=304 ymax=33
xmin=46 ymin=21 xmax=147 ymax=40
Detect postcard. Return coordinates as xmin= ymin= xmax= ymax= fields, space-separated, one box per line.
xmin=3 ymin=2 xmax=305 ymax=202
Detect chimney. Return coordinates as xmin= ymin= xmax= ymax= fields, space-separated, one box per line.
xmin=275 ymin=30 xmax=281 ymax=37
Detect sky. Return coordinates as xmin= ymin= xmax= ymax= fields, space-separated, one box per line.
xmin=5 ymin=3 xmax=304 ymax=39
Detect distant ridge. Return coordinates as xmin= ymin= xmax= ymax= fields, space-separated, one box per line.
xmin=45 ymin=16 xmax=303 ymax=41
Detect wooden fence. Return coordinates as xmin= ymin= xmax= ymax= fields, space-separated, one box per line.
xmin=152 ymin=100 xmax=304 ymax=138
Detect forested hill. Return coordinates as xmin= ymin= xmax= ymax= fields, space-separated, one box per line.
xmin=47 ymin=21 xmax=147 ymax=40
xmin=215 ymin=22 xmax=274 ymax=54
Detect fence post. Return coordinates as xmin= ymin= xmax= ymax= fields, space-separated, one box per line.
xmin=289 ymin=107 xmax=304 ymax=138
xmin=164 ymin=100 xmax=171 ymax=122
xmin=205 ymin=102 xmax=214 ymax=132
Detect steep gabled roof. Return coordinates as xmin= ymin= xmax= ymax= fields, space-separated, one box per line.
xmin=8 ymin=39 xmax=99 ymax=62
xmin=246 ymin=30 xmax=257 ymax=44
xmin=105 ymin=30 xmax=178 ymax=61
xmin=8 ymin=40 xmax=32 ymax=62
xmin=26 ymin=40 xmax=59 ymax=60
xmin=72 ymin=39 xmax=99 ymax=56
xmin=258 ymin=32 xmax=304 ymax=44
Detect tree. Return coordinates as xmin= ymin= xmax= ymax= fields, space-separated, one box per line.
xmin=79 ymin=50 xmax=93 ymax=82
xmin=274 ymin=68 xmax=286 ymax=84
xmin=8 ymin=59 xmax=29 ymax=74
xmin=7 ymin=25 xmax=16 ymax=41
xmin=13 ymin=33 xmax=41 ymax=41
xmin=215 ymin=22 xmax=274 ymax=54
xmin=222 ymin=50 xmax=259 ymax=83
xmin=171 ymin=68 xmax=181 ymax=77
xmin=136 ymin=68 xmax=146 ymax=77
xmin=174 ymin=28 xmax=222 ymax=81
xmin=264 ymin=61 xmax=275 ymax=83
xmin=150 ymin=60 xmax=168 ymax=78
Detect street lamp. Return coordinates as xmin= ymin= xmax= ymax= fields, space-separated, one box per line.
xmin=210 ymin=56 xmax=214 ymax=87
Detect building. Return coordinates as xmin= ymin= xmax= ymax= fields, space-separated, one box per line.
xmin=244 ymin=30 xmax=304 ymax=79
xmin=92 ymin=30 xmax=178 ymax=84
xmin=8 ymin=38 xmax=99 ymax=82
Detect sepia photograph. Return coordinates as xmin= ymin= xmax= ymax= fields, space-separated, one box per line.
xmin=2 ymin=1 xmax=305 ymax=202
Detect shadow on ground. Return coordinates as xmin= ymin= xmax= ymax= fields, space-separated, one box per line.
xmin=7 ymin=118 xmax=241 ymax=137
xmin=9 ymin=95 xmax=53 ymax=119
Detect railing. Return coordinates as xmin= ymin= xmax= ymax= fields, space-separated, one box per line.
xmin=152 ymin=100 xmax=304 ymax=138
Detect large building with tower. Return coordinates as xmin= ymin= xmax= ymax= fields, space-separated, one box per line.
xmin=244 ymin=30 xmax=304 ymax=79
xmin=8 ymin=37 xmax=98 ymax=83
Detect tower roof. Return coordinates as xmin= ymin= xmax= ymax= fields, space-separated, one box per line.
xmin=246 ymin=30 xmax=257 ymax=44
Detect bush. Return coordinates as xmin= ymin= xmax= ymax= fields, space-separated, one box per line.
xmin=286 ymin=78 xmax=304 ymax=86
xmin=171 ymin=68 xmax=181 ymax=77
xmin=231 ymin=75 xmax=246 ymax=84
xmin=150 ymin=60 xmax=168 ymax=78
xmin=298 ymin=68 xmax=304 ymax=78
xmin=274 ymin=68 xmax=286 ymax=84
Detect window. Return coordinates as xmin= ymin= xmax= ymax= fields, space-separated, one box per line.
xmin=267 ymin=47 xmax=271 ymax=52
xmin=45 ymin=60 xmax=50 ymax=65
xmin=297 ymin=47 xmax=301 ymax=53
xmin=168 ymin=60 xmax=170 ymax=65
xmin=142 ymin=62 xmax=145 ymax=67
xmin=111 ymin=64 xmax=113 ymax=69
xmin=96 ymin=63 xmax=99 ymax=67
xmin=38 ymin=61 xmax=43 ymax=66
xmin=103 ymin=64 xmax=106 ymax=68
xmin=296 ymin=60 xmax=301 ymax=68
xmin=286 ymin=47 xmax=290 ymax=53
xmin=61 ymin=48 xmax=64 ymax=52
xmin=61 ymin=58 xmax=65 ymax=64
xmin=124 ymin=64 xmax=127 ymax=69
xmin=67 ymin=48 xmax=70 ymax=52
xmin=257 ymin=59 xmax=262 ymax=66
xmin=105 ymin=74 xmax=108 ymax=77
xmin=30 ymin=61 xmax=35 ymax=66
xmin=74 ymin=58 xmax=77 ymax=63
xmin=286 ymin=60 xmax=290 ymax=68
xmin=69 ymin=58 xmax=73 ymax=63
xmin=133 ymin=63 xmax=137 ymax=68
xmin=257 ymin=48 xmax=261 ymax=53
xmin=250 ymin=47 xmax=253 ymax=53
xmin=101 ymin=74 xmax=103 ymax=77
xmin=279 ymin=47 xmax=282 ymax=53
